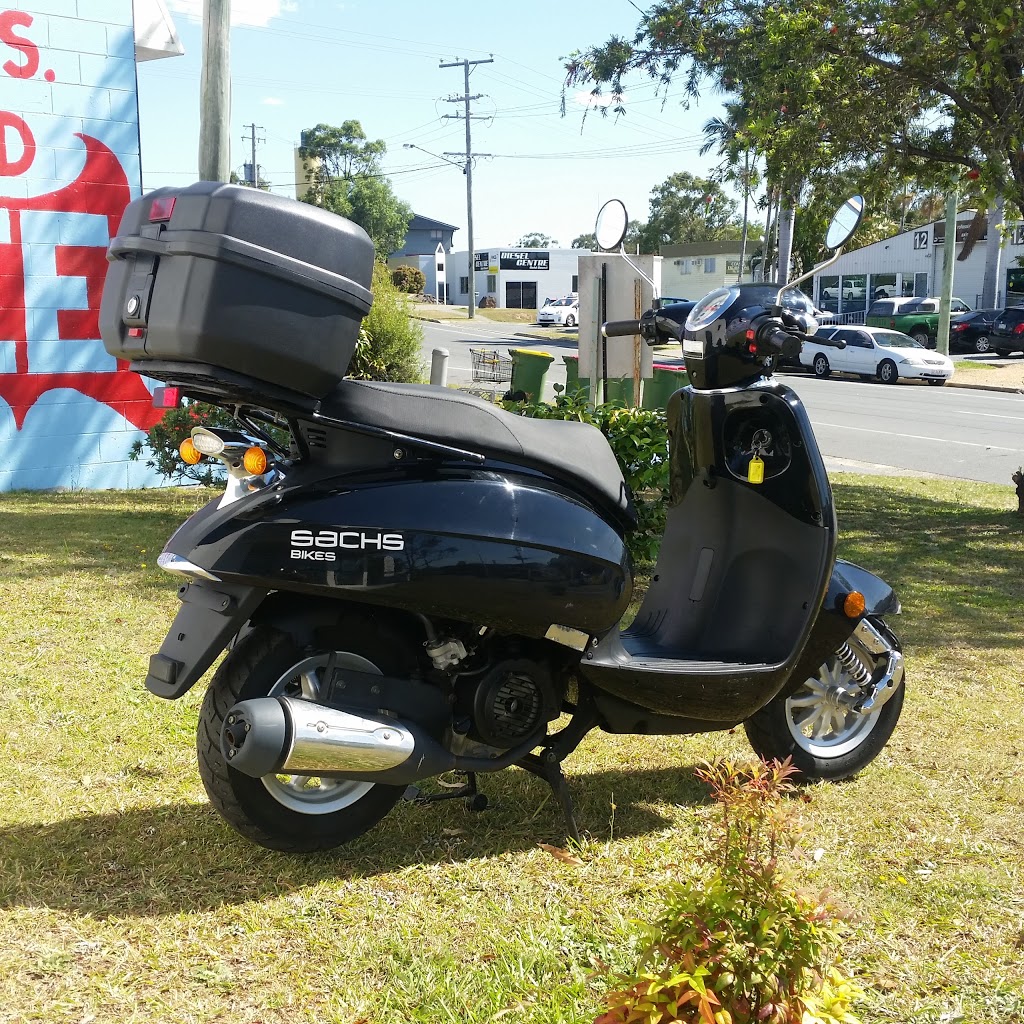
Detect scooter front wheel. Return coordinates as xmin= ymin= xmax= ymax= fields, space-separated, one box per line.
xmin=743 ymin=648 xmax=904 ymax=781
xmin=197 ymin=624 xmax=406 ymax=852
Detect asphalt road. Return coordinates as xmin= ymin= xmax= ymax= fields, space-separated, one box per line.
xmin=418 ymin=320 xmax=1024 ymax=485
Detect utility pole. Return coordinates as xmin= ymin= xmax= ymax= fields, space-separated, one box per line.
xmin=440 ymin=56 xmax=493 ymax=319
xmin=241 ymin=123 xmax=265 ymax=186
xmin=199 ymin=0 xmax=231 ymax=181
xmin=936 ymin=191 xmax=958 ymax=356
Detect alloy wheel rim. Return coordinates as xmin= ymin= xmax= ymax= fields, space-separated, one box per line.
xmin=784 ymin=655 xmax=883 ymax=758
xmin=260 ymin=652 xmax=377 ymax=814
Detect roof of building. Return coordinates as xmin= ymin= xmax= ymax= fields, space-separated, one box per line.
xmin=408 ymin=214 xmax=459 ymax=232
xmin=660 ymin=240 xmax=745 ymax=257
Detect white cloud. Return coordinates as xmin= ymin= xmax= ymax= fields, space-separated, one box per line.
xmin=261 ymin=97 xmax=285 ymax=106
xmin=574 ymin=90 xmax=625 ymax=108
xmin=166 ymin=0 xmax=297 ymax=29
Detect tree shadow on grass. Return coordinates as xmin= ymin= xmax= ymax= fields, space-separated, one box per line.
xmin=832 ymin=481 xmax=1024 ymax=652
xmin=0 ymin=763 xmax=708 ymax=919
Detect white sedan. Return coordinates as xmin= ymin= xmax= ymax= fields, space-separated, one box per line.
xmin=536 ymin=295 xmax=578 ymax=327
xmin=801 ymin=326 xmax=953 ymax=385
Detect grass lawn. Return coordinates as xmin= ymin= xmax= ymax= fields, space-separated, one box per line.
xmin=1 ymin=478 xmax=1022 ymax=1023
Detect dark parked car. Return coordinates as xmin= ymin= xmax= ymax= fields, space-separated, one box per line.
xmin=991 ymin=306 xmax=1024 ymax=356
xmin=949 ymin=309 xmax=1002 ymax=354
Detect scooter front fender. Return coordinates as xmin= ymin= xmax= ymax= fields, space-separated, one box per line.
xmin=785 ymin=559 xmax=900 ymax=696
xmin=145 ymin=579 xmax=268 ymax=698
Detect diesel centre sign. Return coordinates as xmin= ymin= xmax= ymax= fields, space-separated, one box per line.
xmin=499 ymin=250 xmax=550 ymax=271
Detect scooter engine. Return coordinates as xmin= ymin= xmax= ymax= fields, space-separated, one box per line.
xmin=468 ymin=659 xmax=557 ymax=748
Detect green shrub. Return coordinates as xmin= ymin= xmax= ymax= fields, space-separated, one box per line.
xmin=352 ymin=261 xmax=425 ymax=382
xmin=129 ymin=402 xmax=239 ymax=486
xmin=390 ymin=264 xmax=426 ymax=294
xmin=594 ymin=759 xmax=865 ymax=1024
xmin=509 ymin=391 xmax=669 ymax=563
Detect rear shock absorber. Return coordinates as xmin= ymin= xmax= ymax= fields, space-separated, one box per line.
xmin=835 ymin=641 xmax=872 ymax=686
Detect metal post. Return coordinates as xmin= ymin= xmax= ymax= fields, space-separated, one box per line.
xmin=430 ymin=348 xmax=449 ymax=386
xmin=199 ymin=0 xmax=231 ymax=181
xmin=936 ymin=191 xmax=957 ymax=356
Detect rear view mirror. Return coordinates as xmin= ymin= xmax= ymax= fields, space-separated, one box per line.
xmin=594 ymin=199 xmax=629 ymax=251
xmin=826 ymin=196 xmax=865 ymax=250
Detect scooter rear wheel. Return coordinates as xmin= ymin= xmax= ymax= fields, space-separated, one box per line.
xmin=743 ymin=650 xmax=904 ymax=781
xmin=197 ymin=623 xmax=406 ymax=852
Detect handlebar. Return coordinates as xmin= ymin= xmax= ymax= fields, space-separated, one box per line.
xmin=602 ymin=320 xmax=642 ymax=338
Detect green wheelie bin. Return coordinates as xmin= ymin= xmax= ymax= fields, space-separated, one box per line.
xmin=508 ymin=348 xmax=555 ymax=401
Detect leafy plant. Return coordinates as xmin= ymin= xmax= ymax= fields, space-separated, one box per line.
xmin=350 ymin=262 xmax=425 ymax=382
xmin=510 ymin=390 xmax=669 ymax=563
xmin=595 ymin=758 xmax=864 ymax=1024
xmin=391 ymin=264 xmax=426 ymax=294
xmin=129 ymin=402 xmax=239 ymax=486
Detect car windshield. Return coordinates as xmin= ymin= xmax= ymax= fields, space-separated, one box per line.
xmin=876 ymin=331 xmax=923 ymax=349
xmin=548 ymin=297 xmax=574 ymax=306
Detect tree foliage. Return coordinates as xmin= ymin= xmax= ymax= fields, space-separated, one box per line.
xmin=566 ymin=1 xmax=1024 ymax=221
xmin=638 ymin=171 xmax=744 ymax=251
xmin=299 ymin=120 xmax=413 ymax=258
xmin=572 ymin=219 xmax=645 ymax=250
xmin=516 ymin=231 xmax=558 ymax=247
xmin=351 ymin=261 xmax=425 ymax=383
xmin=390 ymin=264 xmax=426 ymax=293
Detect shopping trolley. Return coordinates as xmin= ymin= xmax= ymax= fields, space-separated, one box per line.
xmin=469 ymin=347 xmax=513 ymax=400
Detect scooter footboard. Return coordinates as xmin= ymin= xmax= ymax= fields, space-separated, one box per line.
xmin=145 ymin=580 xmax=268 ymax=699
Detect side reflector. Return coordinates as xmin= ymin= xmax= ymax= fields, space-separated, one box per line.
xmin=128 ymin=327 xmax=144 ymax=338
xmin=152 ymin=386 xmax=181 ymax=409
xmin=179 ymin=438 xmax=202 ymax=465
xmin=243 ymin=446 xmax=268 ymax=475
xmin=149 ymin=196 xmax=176 ymax=222
xmin=843 ymin=591 xmax=866 ymax=618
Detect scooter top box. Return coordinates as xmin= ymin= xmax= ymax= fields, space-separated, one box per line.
xmin=100 ymin=181 xmax=375 ymax=399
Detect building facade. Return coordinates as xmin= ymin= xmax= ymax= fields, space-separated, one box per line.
xmin=659 ymin=240 xmax=751 ymax=301
xmin=0 ymin=1 xmax=180 ymax=491
xmin=445 ymin=247 xmax=584 ymax=309
xmin=388 ymin=214 xmax=458 ymax=301
xmin=811 ymin=216 xmax=1024 ymax=318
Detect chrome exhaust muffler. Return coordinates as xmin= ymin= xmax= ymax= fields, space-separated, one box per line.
xmin=221 ymin=697 xmax=456 ymax=783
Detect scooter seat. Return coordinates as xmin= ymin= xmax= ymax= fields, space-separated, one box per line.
xmin=319 ymin=379 xmax=637 ymax=529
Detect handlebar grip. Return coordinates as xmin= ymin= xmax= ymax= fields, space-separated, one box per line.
xmin=601 ymin=320 xmax=642 ymax=338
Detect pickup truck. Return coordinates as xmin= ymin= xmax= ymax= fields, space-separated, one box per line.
xmin=865 ymin=297 xmax=972 ymax=347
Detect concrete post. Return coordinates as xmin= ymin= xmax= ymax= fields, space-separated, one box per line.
xmin=430 ymin=348 xmax=449 ymax=386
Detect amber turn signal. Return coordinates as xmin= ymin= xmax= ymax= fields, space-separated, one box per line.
xmin=243 ymin=446 xmax=268 ymax=476
xmin=843 ymin=591 xmax=866 ymax=618
xmin=179 ymin=438 xmax=202 ymax=465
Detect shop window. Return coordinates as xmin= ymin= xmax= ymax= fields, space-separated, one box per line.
xmin=705 ymin=257 xmax=716 ymax=273
xmin=487 ymin=274 xmax=496 ymax=292
xmin=459 ymin=277 xmax=468 ymax=294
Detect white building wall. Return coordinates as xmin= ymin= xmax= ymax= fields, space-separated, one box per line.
xmin=661 ymin=250 xmax=744 ymax=301
xmin=447 ymin=247 xmax=585 ymax=308
xmin=812 ymin=219 xmax=1024 ymax=315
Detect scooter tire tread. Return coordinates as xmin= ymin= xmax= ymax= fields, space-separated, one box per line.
xmin=196 ymin=625 xmax=405 ymax=853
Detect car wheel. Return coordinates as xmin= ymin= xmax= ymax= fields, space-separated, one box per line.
xmin=762 ymin=353 xmax=778 ymax=374
xmin=812 ymin=354 xmax=830 ymax=378
xmin=910 ymin=329 xmax=930 ymax=347
xmin=973 ymin=335 xmax=990 ymax=354
xmin=878 ymin=359 xmax=899 ymax=384
xmin=564 ymin=314 xmax=576 ymax=328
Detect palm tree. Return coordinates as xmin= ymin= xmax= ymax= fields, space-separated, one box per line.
xmin=700 ymin=105 xmax=758 ymax=282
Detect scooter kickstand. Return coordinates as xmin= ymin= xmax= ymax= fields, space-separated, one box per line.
xmin=520 ymin=751 xmax=581 ymax=845
xmin=403 ymin=772 xmax=489 ymax=813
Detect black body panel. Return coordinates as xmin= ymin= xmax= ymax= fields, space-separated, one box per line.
xmin=165 ymin=463 xmax=632 ymax=646
xmin=580 ymin=379 xmax=836 ymax=722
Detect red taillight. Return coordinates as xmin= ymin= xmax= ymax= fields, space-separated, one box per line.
xmin=1014 ymin=323 xmax=1024 ymax=336
xmin=889 ymin=320 xmax=896 ymax=328
xmin=952 ymin=323 xmax=967 ymax=332
xmin=152 ymin=386 xmax=181 ymax=408
xmin=149 ymin=196 xmax=176 ymax=222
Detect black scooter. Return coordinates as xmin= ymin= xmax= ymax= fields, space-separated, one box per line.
xmin=118 ymin=194 xmax=904 ymax=852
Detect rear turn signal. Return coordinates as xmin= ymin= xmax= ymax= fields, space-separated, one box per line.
xmin=179 ymin=438 xmax=202 ymax=465
xmin=243 ymin=446 xmax=268 ymax=475
xmin=843 ymin=591 xmax=866 ymax=618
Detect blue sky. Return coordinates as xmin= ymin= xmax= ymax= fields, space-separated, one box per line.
xmin=137 ymin=0 xmax=728 ymax=249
